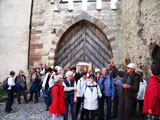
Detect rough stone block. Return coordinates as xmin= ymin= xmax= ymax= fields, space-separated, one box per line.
xmin=30 ymin=43 xmax=43 ymax=49
xmin=32 ymin=22 xmax=44 ymax=27
xmin=109 ymin=37 xmax=115 ymax=42
xmin=31 ymin=30 xmax=42 ymax=34
xmin=29 ymin=55 xmax=42 ymax=61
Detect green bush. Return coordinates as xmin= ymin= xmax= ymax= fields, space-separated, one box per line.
xmin=0 ymin=88 xmax=7 ymax=96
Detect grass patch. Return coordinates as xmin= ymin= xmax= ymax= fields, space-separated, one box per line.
xmin=0 ymin=88 xmax=7 ymax=96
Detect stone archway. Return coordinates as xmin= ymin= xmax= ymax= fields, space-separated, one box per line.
xmin=48 ymin=12 xmax=116 ymax=67
xmin=54 ymin=20 xmax=113 ymax=69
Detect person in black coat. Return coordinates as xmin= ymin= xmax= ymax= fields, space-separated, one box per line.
xmin=71 ymin=67 xmax=81 ymax=84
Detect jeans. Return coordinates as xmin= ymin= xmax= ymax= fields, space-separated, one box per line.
xmin=105 ymin=96 xmax=112 ymax=120
xmin=52 ymin=114 xmax=63 ymax=120
xmin=17 ymin=88 xmax=27 ymax=103
xmin=98 ymin=95 xmax=112 ymax=120
xmin=64 ymin=97 xmax=76 ymax=120
xmin=5 ymin=89 xmax=14 ymax=112
xmin=29 ymin=90 xmax=38 ymax=102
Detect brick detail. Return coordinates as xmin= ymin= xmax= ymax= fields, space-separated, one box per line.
xmin=109 ymin=37 xmax=116 ymax=42
xmin=29 ymin=55 xmax=42 ymax=61
xmin=56 ymin=29 xmax=64 ymax=38
xmin=74 ymin=17 xmax=78 ymax=23
xmin=52 ymin=41 xmax=56 ymax=45
xmin=67 ymin=21 xmax=73 ymax=27
xmin=99 ymin=24 xmax=107 ymax=31
xmin=30 ymin=36 xmax=40 ymax=42
xmin=30 ymin=43 xmax=43 ymax=49
xmin=32 ymin=22 xmax=44 ymax=27
xmin=31 ymin=30 xmax=42 ymax=34
xmin=49 ymin=48 xmax=56 ymax=52
xmin=49 ymin=56 xmax=54 ymax=60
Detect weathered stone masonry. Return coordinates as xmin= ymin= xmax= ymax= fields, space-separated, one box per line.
xmin=121 ymin=0 xmax=160 ymax=78
xmin=29 ymin=0 xmax=123 ymax=68
xmin=1 ymin=0 xmax=160 ymax=82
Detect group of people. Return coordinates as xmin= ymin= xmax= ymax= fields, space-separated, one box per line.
xmin=4 ymin=59 xmax=160 ymax=120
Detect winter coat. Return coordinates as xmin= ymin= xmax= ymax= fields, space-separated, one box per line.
xmin=77 ymin=77 xmax=88 ymax=97
xmin=82 ymin=81 xmax=102 ymax=110
xmin=72 ymin=73 xmax=81 ymax=83
xmin=30 ymin=73 xmax=41 ymax=92
xmin=98 ymin=75 xmax=115 ymax=98
xmin=137 ymin=79 xmax=147 ymax=100
xmin=42 ymin=72 xmax=55 ymax=89
xmin=112 ymin=66 xmax=140 ymax=99
xmin=15 ymin=75 xmax=27 ymax=95
xmin=49 ymin=83 xmax=66 ymax=114
xmin=143 ymin=75 xmax=160 ymax=115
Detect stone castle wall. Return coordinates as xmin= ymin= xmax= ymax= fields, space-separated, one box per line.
xmin=121 ymin=0 xmax=160 ymax=78
xmin=0 ymin=0 xmax=32 ymax=82
xmin=1 ymin=0 xmax=160 ymax=82
xmin=29 ymin=0 xmax=123 ymax=68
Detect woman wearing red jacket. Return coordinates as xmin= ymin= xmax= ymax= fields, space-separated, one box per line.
xmin=143 ymin=63 xmax=160 ymax=120
xmin=49 ymin=75 xmax=66 ymax=120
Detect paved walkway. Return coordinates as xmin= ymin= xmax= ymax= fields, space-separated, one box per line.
xmin=0 ymin=98 xmax=52 ymax=120
xmin=0 ymin=97 xmax=120 ymax=120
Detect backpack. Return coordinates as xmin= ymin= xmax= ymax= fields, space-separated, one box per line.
xmin=82 ymin=84 xmax=99 ymax=99
xmin=48 ymin=85 xmax=60 ymax=106
xmin=3 ymin=77 xmax=9 ymax=90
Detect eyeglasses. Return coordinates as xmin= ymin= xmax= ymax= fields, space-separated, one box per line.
xmin=90 ymin=77 xmax=94 ymax=79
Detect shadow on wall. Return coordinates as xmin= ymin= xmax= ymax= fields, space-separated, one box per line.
xmin=150 ymin=44 xmax=160 ymax=63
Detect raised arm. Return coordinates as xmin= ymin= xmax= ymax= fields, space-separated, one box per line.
xmin=110 ymin=59 xmax=125 ymax=78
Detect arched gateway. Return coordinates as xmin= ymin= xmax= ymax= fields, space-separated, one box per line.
xmin=55 ymin=20 xmax=113 ymax=69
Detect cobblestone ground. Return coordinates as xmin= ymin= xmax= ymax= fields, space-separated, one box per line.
xmin=0 ymin=98 xmax=52 ymax=120
xmin=0 ymin=97 xmax=119 ymax=120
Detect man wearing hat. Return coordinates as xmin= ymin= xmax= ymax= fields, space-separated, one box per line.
xmin=15 ymin=70 xmax=28 ymax=104
xmin=110 ymin=59 xmax=140 ymax=120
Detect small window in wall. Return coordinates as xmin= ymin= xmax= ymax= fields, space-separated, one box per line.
xmin=152 ymin=45 xmax=160 ymax=63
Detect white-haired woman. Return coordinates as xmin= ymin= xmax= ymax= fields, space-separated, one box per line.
xmin=63 ymin=71 xmax=77 ymax=120
xmin=49 ymin=75 xmax=66 ymax=120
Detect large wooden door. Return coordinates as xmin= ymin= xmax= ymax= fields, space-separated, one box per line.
xmin=55 ymin=20 xmax=113 ymax=69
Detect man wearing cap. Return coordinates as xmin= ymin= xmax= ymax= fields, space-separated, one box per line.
xmin=15 ymin=70 xmax=28 ymax=104
xmin=110 ymin=59 xmax=140 ymax=120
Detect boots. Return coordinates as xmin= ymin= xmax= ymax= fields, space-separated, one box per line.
xmin=17 ymin=95 xmax=21 ymax=104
